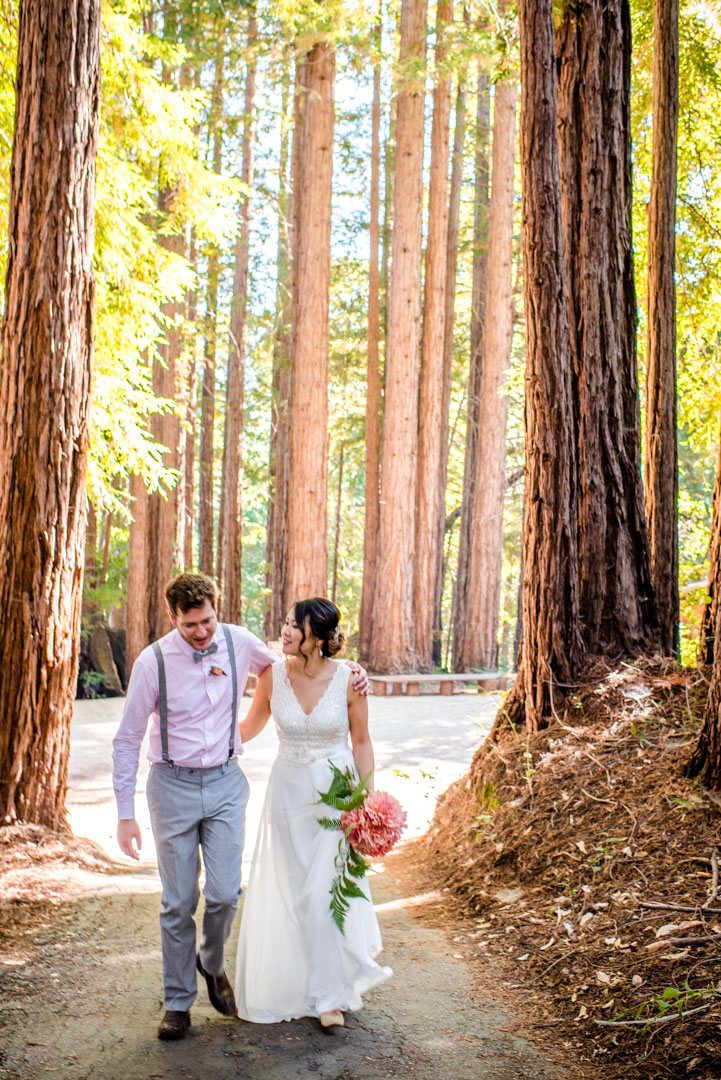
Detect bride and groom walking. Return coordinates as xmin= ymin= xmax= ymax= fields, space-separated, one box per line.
xmin=112 ymin=573 xmax=391 ymax=1040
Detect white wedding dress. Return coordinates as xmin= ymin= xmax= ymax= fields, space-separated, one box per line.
xmin=235 ymin=660 xmax=392 ymax=1023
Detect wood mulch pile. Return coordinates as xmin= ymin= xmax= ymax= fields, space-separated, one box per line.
xmin=423 ymin=657 xmax=721 ymax=1080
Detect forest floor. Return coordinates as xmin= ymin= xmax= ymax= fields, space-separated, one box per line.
xmin=426 ymin=657 xmax=721 ymax=1080
xmin=0 ymin=693 xmax=568 ymax=1080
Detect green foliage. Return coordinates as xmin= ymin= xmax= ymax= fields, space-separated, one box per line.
xmin=316 ymin=761 xmax=372 ymax=933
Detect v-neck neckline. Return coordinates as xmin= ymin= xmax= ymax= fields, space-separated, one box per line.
xmin=285 ymin=660 xmax=342 ymax=718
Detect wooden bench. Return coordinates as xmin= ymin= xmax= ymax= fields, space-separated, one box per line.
xmin=369 ymin=672 xmax=514 ymax=697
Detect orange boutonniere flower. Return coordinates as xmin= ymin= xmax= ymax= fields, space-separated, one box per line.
xmin=210 ymin=666 xmax=226 ymax=677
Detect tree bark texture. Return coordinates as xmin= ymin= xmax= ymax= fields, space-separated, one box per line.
xmin=0 ymin=0 xmax=101 ymax=827
xmin=283 ymin=39 xmax=335 ymax=610
xmin=369 ymin=0 xmax=427 ymax=673
xmin=452 ymin=66 xmax=489 ymax=668
xmin=433 ymin=74 xmax=466 ymax=667
xmin=264 ymin=58 xmax=293 ymax=640
xmin=502 ymin=0 xmax=581 ymax=731
xmin=700 ymin=434 xmax=721 ymax=664
xmin=126 ymin=474 xmax=150 ymax=673
xmin=199 ymin=42 xmax=224 ymax=577
xmin=456 ymin=78 xmax=517 ymax=671
xmin=556 ymin=0 xmax=657 ymax=658
xmin=358 ymin=19 xmax=383 ymax=665
xmin=221 ymin=10 xmax=256 ymax=624
xmin=414 ymin=0 xmax=452 ymax=671
xmin=644 ymin=0 xmax=679 ymax=656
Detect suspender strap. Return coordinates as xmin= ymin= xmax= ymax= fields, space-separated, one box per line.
xmin=221 ymin=623 xmax=238 ymax=761
xmin=152 ymin=641 xmax=173 ymax=767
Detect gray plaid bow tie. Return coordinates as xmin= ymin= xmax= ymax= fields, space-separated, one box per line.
xmin=193 ymin=642 xmax=219 ymax=663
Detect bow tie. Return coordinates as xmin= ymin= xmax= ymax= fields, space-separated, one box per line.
xmin=193 ymin=642 xmax=219 ymax=663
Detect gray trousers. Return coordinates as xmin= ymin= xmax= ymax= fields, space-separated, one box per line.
xmin=147 ymin=759 xmax=249 ymax=1011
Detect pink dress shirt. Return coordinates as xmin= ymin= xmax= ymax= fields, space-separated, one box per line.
xmin=112 ymin=624 xmax=277 ymax=819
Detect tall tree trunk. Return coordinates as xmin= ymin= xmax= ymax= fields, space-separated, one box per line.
xmin=452 ymin=66 xmax=489 ymax=668
xmin=221 ymin=9 xmax=256 ymax=623
xmin=433 ymin=74 xmax=467 ymax=668
xmin=0 ymin=0 xmax=101 ymax=827
xmin=358 ymin=14 xmax=383 ymax=666
xmin=644 ymin=0 xmax=679 ymax=656
xmin=556 ymin=0 xmax=657 ymax=657
xmin=126 ymin=474 xmax=150 ymax=672
xmin=501 ymin=0 xmax=580 ymax=731
xmin=264 ymin=58 xmax=293 ymax=640
xmin=688 ymin=431 xmax=721 ymax=785
xmin=456 ymin=77 xmax=517 ymax=671
xmin=415 ymin=0 xmax=452 ymax=671
xmin=369 ymin=0 xmax=427 ymax=673
xmin=331 ymin=442 xmax=345 ymax=605
xmin=199 ymin=39 xmax=225 ymax=577
xmin=283 ymin=38 xmax=336 ymax=609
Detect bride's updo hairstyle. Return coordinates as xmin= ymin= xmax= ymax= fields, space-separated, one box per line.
xmin=293 ymin=597 xmax=346 ymax=664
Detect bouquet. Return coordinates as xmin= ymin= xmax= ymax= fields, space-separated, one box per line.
xmin=317 ymin=762 xmax=407 ymax=933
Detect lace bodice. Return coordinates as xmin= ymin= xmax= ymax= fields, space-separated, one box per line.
xmin=270 ymin=660 xmax=351 ymax=765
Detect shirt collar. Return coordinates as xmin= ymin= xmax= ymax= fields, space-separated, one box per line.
xmin=170 ymin=625 xmax=221 ymax=660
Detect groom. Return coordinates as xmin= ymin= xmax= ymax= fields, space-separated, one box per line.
xmin=112 ymin=573 xmax=367 ymax=1040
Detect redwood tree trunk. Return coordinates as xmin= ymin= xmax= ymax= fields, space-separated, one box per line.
xmin=644 ymin=0 xmax=679 ymax=656
xmin=199 ymin=40 xmax=224 ymax=576
xmin=456 ymin=77 xmax=517 ymax=671
xmin=502 ymin=0 xmax=581 ymax=731
xmin=264 ymin=58 xmax=293 ymax=640
xmin=452 ymin=66 xmax=489 ymax=667
xmin=369 ymin=0 xmax=427 ymax=673
xmin=415 ymin=0 xmax=452 ymax=671
xmin=556 ymin=0 xmax=657 ymax=657
xmin=126 ymin=473 xmax=150 ymax=671
xmin=283 ymin=39 xmax=335 ymax=610
xmin=0 ymin=0 xmax=101 ymax=827
xmin=221 ymin=9 xmax=256 ymax=623
xmin=433 ymin=74 xmax=466 ymax=668
xmin=358 ymin=17 xmax=383 ymax=665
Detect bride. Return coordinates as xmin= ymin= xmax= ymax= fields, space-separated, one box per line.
xmin=235 ymin=596 xmax=391 ymax=1027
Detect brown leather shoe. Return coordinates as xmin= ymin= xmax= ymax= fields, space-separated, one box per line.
xmin=196 ymin=953 xmax=237 ymax=1016
xmin=158 ymin=1009 xmax=191 ymax=1040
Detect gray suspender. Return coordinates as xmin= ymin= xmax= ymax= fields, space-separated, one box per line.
xmin=153 ymin=625 xmax=239 ymax=768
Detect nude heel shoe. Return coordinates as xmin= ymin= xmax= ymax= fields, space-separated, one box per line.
xmin=319 ymin=1010 xmax=344 ymax=1028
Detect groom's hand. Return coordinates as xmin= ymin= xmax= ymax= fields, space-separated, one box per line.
xmin=348 ymin=662 xmax=370 ymax=697
xmin=118 ymin=818 xmax=142 ymax=860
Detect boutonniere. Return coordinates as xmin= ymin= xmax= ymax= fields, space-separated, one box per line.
xmin=210 ymin=666 xmax=227 ymax=677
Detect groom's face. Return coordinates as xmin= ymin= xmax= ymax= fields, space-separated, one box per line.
xmin=169 ymin=599 xmax=218 ymax=651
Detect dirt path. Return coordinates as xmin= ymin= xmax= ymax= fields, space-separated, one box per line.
xmin=0 ymin=695 xmax=566 ymax=1080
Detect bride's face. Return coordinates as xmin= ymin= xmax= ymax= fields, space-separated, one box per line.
xmin=281 ymin=609 xmax=317 ymax=658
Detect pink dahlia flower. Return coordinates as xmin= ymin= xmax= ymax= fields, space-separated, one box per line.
xmin=340 ymin=790 xmax=407 ymax=857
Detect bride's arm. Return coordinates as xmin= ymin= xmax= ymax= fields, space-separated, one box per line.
xmin=239 ymin=665 xmax=273 ymax=743
xmin=348 ymin=683 xmax=374 ymax=791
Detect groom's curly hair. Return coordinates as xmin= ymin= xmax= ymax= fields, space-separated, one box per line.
xmin=165 ymin=573 xmax=220 ymax=615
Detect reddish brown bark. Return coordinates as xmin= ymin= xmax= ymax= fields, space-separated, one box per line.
xmin=434 ymin=74 xmax=466 ymax=669
xmin=645 ymin=0 xmax=680 ymax=656
xmin=502 ymin=0 xmax=581 ymax=731
xmin=557 ymin=0 xmax=657 ymax=657
xmin=358 ymin=17 xmax=383 ymax=665
xmin=452 ymin=66 xmax=489 ymax=667
xmin=283 ymin=40 xmax=336 ymax=610
xmin=199 ymin=40 xmax=225 ymax=577
xmin=369 ymin=0 xmax=427 ymax=673
xmin=126 ymin=474 xmax=150 ymax=672
xmin=264 ymin=58 xmax=293 ymax=640
xmin=457 ymin=77 xmax=517 ymax=672
xmin=0 ymin=0 xmax=101 ymax=826
xmin=415 ymin=0 xmax=452 ymax=671
xmin=221 ymin=10 xmax=256 ymax=623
